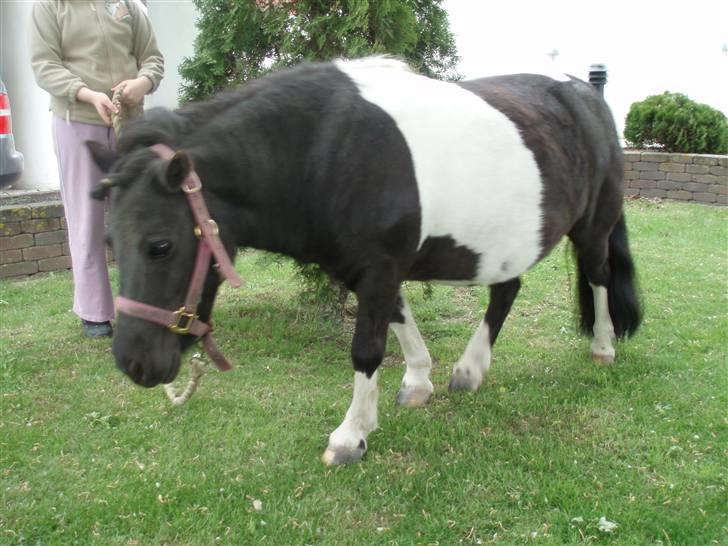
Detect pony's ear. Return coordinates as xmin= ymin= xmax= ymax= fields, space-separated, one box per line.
xmin=86 ymin=141 xmax=118 ymax=172
xmin=165 ymin=151 xmax=192 ymax=190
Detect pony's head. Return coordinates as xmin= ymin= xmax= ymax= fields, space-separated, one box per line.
xmin=89 ymin=141 xmax=225 ymax=387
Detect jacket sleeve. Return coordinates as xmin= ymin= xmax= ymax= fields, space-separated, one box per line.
xmin=129 ymin=1 xmax=164 ymax=92
xmin=28 ymin=1 xmax=86 ymax=103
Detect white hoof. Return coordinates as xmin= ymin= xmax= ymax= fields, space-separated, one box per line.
xmin=321 ymin=439 xmax=367 ymax=466
xmin=591 ymin=350 xmax=615 ymax=364
xmin=591 ymin=339 xmax=615 ymax=364
xmin=396 ymin=383 xmax=433 ymax=407
xmin=449 ymin=365 xmax=483 ymax=392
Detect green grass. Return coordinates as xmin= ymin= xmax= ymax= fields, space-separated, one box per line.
xmin=1 ymin=200 xmax=726 ymax=545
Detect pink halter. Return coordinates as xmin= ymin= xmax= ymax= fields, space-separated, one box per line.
xmin=114 ymin=144 xmax=243 ymax=371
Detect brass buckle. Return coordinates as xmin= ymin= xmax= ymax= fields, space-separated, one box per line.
xmin=169 ymin=306 xmax=197 ymax=334
xmin=194 ymin=219 xmax=219 ymax=239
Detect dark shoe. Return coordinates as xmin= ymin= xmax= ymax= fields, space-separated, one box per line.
xmin=81 ymin=320 xmax=113 ymax=338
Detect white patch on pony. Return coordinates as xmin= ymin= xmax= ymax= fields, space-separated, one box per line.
xmin=336 ymin=58 xmax=544 ymax=285
xmin=590 ymin=284 xmax=616 ymax=363
xmin=323 ymin=371 xmax=379 ymax=464
xmin=450 ymin=320 xmax=491 ymax=391
xmin=390 ymin=296 xmax=433 ymax=406
xmin=339 ymin=55 xmax=413 ymax=73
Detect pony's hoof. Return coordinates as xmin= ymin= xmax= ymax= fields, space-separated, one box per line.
xmin=592 ymin=352 xmax=615 ymax=364
xmin=449 ymin=368 xmax=481 ymax=392
xmin=321 ymin=440 xmax=367 ymax=466
xmin=396 ymin=386 xmax=432 ymax=407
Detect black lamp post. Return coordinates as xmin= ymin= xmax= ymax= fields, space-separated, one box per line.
xmin=589 ymin=64 xmax=607 ymax=96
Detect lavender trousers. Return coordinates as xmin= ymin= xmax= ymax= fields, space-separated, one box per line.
xmin=52 ymin=115 xmax=115 ymax=323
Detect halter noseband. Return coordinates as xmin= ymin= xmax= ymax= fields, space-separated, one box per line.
xmin=114 ymin=144 xmax=243 ymax=371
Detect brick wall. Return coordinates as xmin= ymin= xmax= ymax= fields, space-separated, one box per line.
xmin=0 ymin=199 xmax=71 ymax=278
xmin=623 ymin=151 xmax=728 ymax=205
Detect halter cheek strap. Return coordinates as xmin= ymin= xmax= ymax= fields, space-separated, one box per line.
xmin=114 ymin=143 xmax=243 ymax=371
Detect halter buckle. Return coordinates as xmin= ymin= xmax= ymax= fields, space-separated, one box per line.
xmin=194 ymin=219 xmax=219 ymax=239
xmin=168 ymin=306 xmax=197 ymax=334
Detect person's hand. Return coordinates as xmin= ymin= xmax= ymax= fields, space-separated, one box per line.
xmin=112 ymin=77 xmax=153 ymax=106
xmin=76 ymin=87 xmax=118 ymax=126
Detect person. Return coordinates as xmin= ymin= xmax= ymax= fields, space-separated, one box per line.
xmin=29 ymin=0 xmax=164 ymax=338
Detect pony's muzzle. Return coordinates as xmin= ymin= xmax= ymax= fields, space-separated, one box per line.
xmin=113 ymin=328 xmax=182 ymax=388
xmin=119 ymin=357 xmax=179 ymax=388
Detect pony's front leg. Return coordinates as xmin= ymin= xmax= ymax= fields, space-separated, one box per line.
xmin=390 ymin=294 xmax=434 ymax=407
xmin=322 ymin=371 xmax=379 ymax=466
xmin=322 ymin=266 xmax=399 ymax=465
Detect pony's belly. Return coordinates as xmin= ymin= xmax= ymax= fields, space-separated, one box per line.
xmin=337 ymin=59 xmax=544 ymax=287
xmin=413 ymin=229 xmax=540 ymax=286
xmin=418 ymin=178 xmax=543 ymax=285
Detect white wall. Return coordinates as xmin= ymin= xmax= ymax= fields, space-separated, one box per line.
xmin=1 ymin=0 xmax=59 ymax=190
xmin=0 ymin=0 xmax=198 ymax=190
xmin=145 ymin=0 xmax=198 ymax=110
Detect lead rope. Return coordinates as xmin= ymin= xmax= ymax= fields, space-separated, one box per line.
xmin=162 ymin=354 xmax=209 ymax=406
xmin=111 ymin=92 xmax=209 ymax=406
xmin=111 ymin=88 xmax=143 ymax=139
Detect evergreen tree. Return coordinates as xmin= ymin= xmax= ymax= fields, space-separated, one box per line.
xmin=179 ymin=0 xmax=459 ymax=103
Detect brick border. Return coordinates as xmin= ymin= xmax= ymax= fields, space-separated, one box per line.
xmin=623 ymin=151 xmax=728 ymax=205
xmin=0 ymin=200 xmax=71 ymax=278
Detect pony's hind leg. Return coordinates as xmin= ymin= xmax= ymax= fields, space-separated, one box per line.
xmin=589 ymin=282 xmax=616 ymax=363
xmin=390 ymin=293 xmax=434 ymax=407
xmin=573 ymin=228 xmax=616 ymax=362
xmin=574 ymin=214 xmax=642 ymax=363
xmin=450 ymin=278 xmax=521 ymax=391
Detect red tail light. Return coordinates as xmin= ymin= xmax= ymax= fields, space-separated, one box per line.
xmin=0 ymin=93 xmax=11 ymax=135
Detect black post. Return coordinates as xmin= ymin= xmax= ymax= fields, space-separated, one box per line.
xmin=589 ymin=64 xmax=607 ymax=96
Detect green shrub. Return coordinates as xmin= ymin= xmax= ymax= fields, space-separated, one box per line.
xmin=624 ymin=92 xmax=728 ymax=154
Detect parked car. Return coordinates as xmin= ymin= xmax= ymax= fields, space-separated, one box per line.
xmin=0 ymin=78 xmax=24 ymax=188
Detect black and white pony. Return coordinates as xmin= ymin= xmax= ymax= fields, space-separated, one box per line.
xmin=90 ymin=57 xmax=641 ymax=465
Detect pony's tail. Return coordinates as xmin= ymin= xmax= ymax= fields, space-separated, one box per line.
xmin=577 ymin=214 xmax=643 ymax=338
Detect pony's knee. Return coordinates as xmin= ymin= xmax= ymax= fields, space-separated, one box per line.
xmin=351 ymin=339 xmax=385 ymax=376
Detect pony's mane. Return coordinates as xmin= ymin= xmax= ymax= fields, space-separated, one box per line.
xmin=176 ymin=82 xmax=264 ymax=131
xmin=119 ymin=65 xmax=299 ymax=153
xmin=118 ymin=69 xmax=278 ymax=153
xmin=118 ymin=56 xmax=412 ymax=155
xmin=117 ymin=107 xmax=185 ymax=153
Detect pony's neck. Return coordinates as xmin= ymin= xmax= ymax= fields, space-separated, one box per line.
xmin=192 ymin=135 xmax=315 ymax=262
xmin=177 ymin=79 xmax=337 ymax=262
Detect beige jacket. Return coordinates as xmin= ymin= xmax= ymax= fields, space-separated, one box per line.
xmin=29 ymin=0 xmax=164 ymax=125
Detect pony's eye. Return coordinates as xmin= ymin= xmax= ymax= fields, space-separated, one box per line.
xmin=148 ymin=240 xmax=173 ymax=260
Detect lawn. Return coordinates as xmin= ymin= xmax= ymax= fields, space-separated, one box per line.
xmin=1 ymin=199 xmax=726 ymax=545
